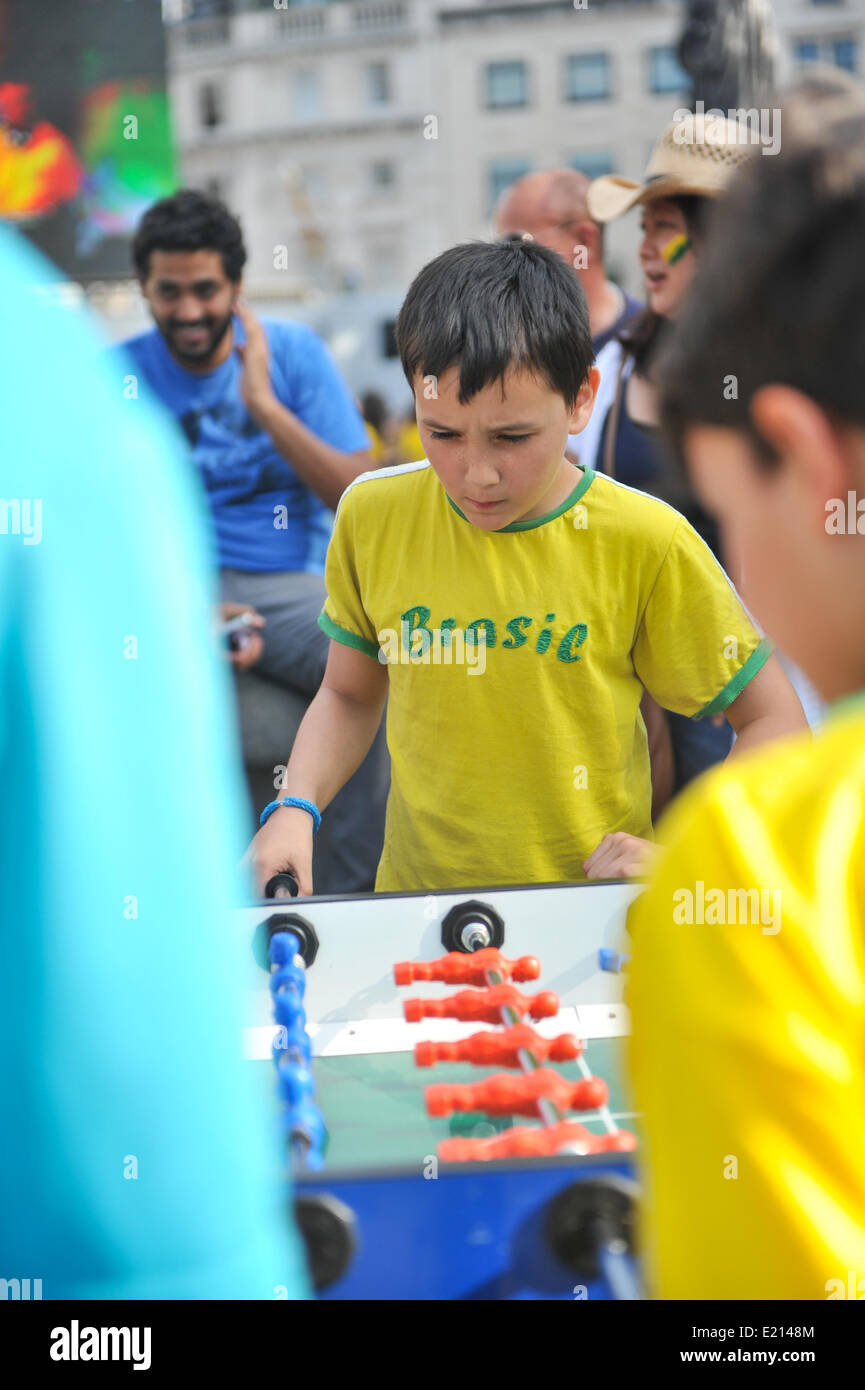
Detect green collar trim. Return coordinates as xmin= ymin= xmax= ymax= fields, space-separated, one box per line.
xmin=446 ymin=467 xmax=595 ymax=532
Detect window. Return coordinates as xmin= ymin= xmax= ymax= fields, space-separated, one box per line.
xmin=199 ymin=81 xmax=223 ymax=130
xmin=189 ymin=0 xmax=230 ymax=15
xmin=485 ymin=61 xmax=528 ymax=110
xmin=795 ymin=35 xmax=859 ymax=71
xmin=794 ymin=40 xmax=821 ymax=63
xmin=371 ymin=161 xmax=396 ymax=189
xmin=564 ymin=53 xmax=611 ymax=103
xmin=488 ymin=158 xmax=531 ymax=213
xmin=568 ymin=151 xmax=614 ymax=181
xmin=293 ymin=70 xmax=320 ymax=122
xmin=367 ymin=62 xmax=391 ymax=105
xmin=648 ymin=45 xmax=690 ymax=95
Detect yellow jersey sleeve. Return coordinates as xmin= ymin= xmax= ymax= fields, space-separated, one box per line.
xmin=318 ymin=481 xmax=380 ymax=661
xmin=632 ymin=518 xmax=772 ymax=717
xmin=625 ymin=736 xmax=865 ymax=1299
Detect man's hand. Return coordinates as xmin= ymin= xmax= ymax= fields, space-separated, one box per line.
xmin=236 ymin=300 xmax=278 ymax=423
xmin=584 ymin=832 xmax=658 ymax=880
xmin=232 ymin=305 xmax=372 ymax=508
xmin=219 ymin=601 xmax=265 ymax=671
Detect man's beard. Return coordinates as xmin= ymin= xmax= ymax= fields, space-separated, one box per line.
xmin=161 ymin=309 xmax=234 ymax=366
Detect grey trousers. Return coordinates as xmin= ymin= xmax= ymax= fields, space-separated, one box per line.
xmin=221 ymin=568 xmax=389 ymax=894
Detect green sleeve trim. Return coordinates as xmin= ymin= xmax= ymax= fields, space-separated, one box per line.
xmin=694 ymin=636 xmax=774 ymax=719
xmin=317 ymin=610 xmax=381 ymax=661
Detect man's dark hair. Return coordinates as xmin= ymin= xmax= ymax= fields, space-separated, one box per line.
xmin=658 ymin=71 xmax=865 ymax=469
xmin=396 ymin=238 xmax=594 ymax=410
xmin=132 ymin=189 xmax=247 ymax=282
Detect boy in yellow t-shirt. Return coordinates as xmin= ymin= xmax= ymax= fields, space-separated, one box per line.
xmin=627 ymin=74 xmax=865 ymax=1298
xmin=248 ymin=236 xmax=804 ymax=895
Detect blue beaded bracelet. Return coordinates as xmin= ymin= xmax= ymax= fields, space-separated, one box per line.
xmin=260 ymin=796 xmax=322 ymax=834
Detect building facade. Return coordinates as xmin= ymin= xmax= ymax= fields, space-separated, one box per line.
xmin=163 ymin=0 xmax=863 ymax=398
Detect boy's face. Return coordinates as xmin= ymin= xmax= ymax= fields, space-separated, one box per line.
xmin=414 ymin=365 xmax=597 ymax=530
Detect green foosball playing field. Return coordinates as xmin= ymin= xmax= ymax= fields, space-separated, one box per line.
xmin=309 ymin=1037 xmax=639 ymax=1170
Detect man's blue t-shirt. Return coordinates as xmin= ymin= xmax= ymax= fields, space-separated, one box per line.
xmin=120 ymin=317 xmax=369 ymax=573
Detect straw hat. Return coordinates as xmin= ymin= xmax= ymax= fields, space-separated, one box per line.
xmin=587 ymin=114 xmax=757 ymax=222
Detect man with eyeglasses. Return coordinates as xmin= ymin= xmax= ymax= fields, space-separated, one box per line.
xmin=494 ymin=168 xmax=641 ymax=352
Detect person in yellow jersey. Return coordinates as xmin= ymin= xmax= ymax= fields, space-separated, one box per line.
xmin=396 ymin=403 xmax=425 ymax=464
xmin=627 ymin=71 xmax=865 ymax=1299
xmin=246 ymin=234 xmax=806 ymax=896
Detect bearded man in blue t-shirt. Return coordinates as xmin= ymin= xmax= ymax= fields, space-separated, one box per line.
xmin=120 ymin=190 xmax=388 ymax=892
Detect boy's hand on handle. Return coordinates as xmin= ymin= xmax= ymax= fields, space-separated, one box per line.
xmin=245 ymin=805 xmax=315 ymax=898
xmin=584 ymin=832 xmax=658 ymax=881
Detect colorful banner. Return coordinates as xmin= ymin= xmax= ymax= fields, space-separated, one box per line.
xmin=0 ymin=0 xmax=177 ymax=278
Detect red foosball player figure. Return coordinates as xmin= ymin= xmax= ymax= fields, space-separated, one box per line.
xmin=403 ymin=985 xmax=559 ymax=1025
xmin=425 ymin=1068 xmax=607 ymax=1117
xmin=394 ymin=948 xmax=539 ymax=987
xmin=415 ymin=1024 xmax=582 ymax=1069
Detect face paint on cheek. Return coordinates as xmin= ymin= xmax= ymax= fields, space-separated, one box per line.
xmin=661 ymin=233 xmax=692 ymax=266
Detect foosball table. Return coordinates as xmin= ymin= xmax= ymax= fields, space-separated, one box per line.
xmin=238 ymin=880 xmax=642 ymax=1300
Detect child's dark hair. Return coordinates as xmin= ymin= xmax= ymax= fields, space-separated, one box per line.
xmin=657 ymin=71 xmax=865 ymax=469
xmin=132 ymin=189 xmax=247 ymax=282
xmin=396 ymin=238 xmax=594 ymax=410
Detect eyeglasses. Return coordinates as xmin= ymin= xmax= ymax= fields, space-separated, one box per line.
xmin=501 ymin=219 xmax=583 ymax=243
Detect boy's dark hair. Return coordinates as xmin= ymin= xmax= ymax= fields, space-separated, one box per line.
xmin=132 ymin=189 xmax=247 ymax=282
xmin=396 ymin=238 xmax=594 ymax=410
xmin=658 ymin=71 xmax=865 ymax=469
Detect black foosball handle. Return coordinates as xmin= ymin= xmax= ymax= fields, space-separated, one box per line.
xmin=441 ymin=899 xmax=505 ymax=953
xmin=265 ymin=872 xmax=299 ymax=900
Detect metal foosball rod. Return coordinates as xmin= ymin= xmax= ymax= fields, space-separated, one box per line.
xmin=482 ymin=958 xmax=563 ymax=1131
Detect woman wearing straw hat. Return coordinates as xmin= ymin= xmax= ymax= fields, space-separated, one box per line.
xmin=584 ymin=114 xmax=756 ymax=794
xmin=584 ymin=113 xmax=755 ymax=516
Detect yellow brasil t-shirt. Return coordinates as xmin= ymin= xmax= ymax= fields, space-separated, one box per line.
xmin=626 ymin=699 xmax=865 ymax=1299
xmin=319 ymin=460 xmax=770 ymax=892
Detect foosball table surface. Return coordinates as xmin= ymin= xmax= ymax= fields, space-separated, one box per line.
xmin=237 ymin=879 xmax=642 ymax=1300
